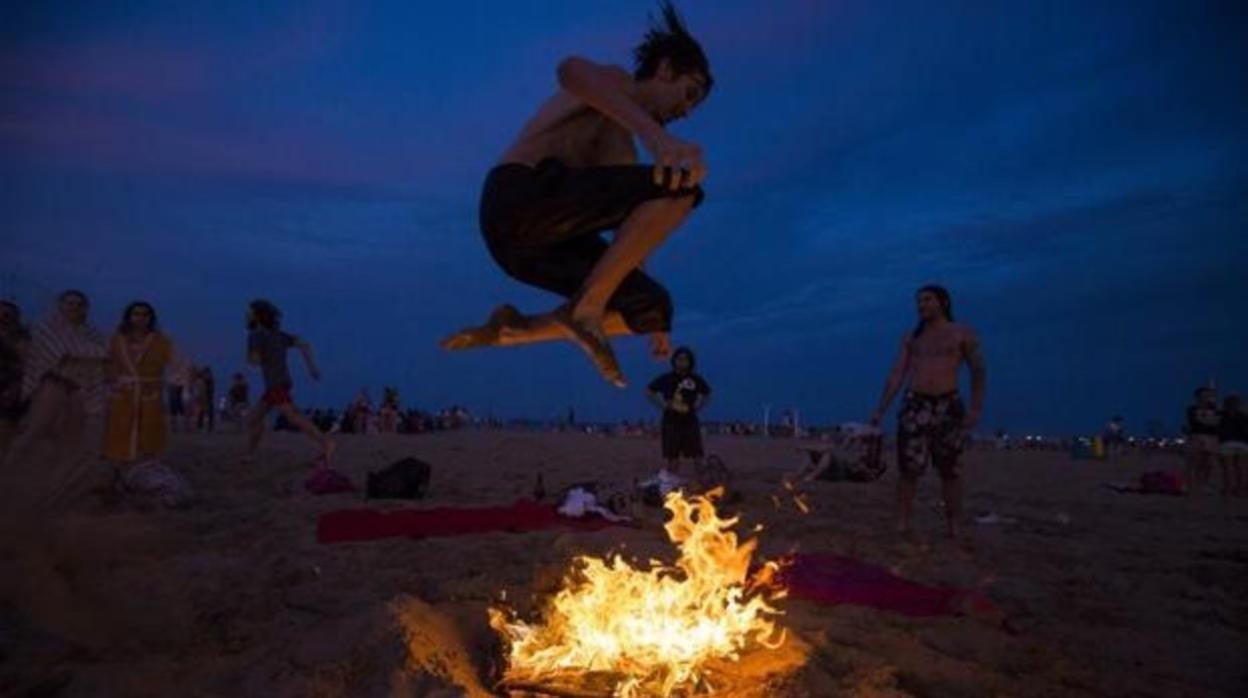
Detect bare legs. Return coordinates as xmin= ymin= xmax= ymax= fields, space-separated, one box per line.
xmin=897 ymin=473 xmax=963 ymax=539
xmin=442 ymin=194 xmax=694 ymax=384
xmin=244 ymin=400 xmax=334 ymax=467
xmin=897 ymin=475 xmax=917 ymax=534
xmin=569 ymin=195 xmax=694 ymax=329
xmin=3 ymin=382 xmax=85 ymax=467
xmin=1220 ymin=453 xmax=1245 ymax=496
xmin=940 ymin=475 xmax=964 ymax=539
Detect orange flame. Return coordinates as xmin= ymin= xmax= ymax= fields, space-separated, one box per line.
xmin=490 ymin=488 xmax=786 ymax=696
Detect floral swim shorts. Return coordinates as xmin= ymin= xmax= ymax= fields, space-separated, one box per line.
xmin=897 ymin=391 xmax=966 ymax=479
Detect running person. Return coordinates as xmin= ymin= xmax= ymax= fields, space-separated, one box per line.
xmin=243 ymin=300 xmax=334 ymax=467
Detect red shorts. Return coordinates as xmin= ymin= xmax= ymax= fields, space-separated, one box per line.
xmin=262 ymin=385 xmax=293 ymax=407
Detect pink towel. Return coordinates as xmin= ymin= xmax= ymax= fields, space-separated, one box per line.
xmin=779 ymin=553 xmax=995 ymax=617
xmin=317 ymin=499 xmax=628 ymax=544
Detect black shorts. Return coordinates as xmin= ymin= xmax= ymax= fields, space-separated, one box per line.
xmin=662 ymin=413 xmax=704 ymax=460
xmin=479 ymin=159 xmax=704 ymax=335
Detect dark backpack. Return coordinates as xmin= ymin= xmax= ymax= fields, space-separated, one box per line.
xmin=366 ymin=458 xmax=431 ymax=499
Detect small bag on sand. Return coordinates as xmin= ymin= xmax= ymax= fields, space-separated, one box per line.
xmin=305 ymin=468 xmax=355 ymax=495
xmin=366 ymin=457 xmax=431 ymax=499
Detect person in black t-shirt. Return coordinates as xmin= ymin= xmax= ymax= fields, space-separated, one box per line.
xmin=647 ymin=346 xmax=711 ymax=475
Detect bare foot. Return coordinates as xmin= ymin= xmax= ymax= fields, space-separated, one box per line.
xmin=439 ymin=304 xmax=525 ymax=351
xmin=649 ymin=332 xmax=672 ymax=360
xmin=554 ymin=306 xmax=625 ymax=388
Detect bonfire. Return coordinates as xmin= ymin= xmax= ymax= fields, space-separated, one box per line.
xmin=490 ymin=488 xmax=787 ymax=697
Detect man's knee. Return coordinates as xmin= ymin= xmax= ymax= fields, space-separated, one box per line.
xmin=611 ymin=276 xmax=672 ymax=335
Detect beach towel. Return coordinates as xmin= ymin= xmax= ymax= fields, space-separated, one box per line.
xmin=317 ymin=499 xmax=629 ymax=544
xmin=778 ymin=553 xmax=994 ymax=617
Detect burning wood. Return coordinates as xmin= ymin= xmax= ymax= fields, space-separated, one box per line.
xmin=490 ymin=488 xmax=788 ymax=697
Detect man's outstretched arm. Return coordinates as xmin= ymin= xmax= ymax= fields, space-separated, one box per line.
xmin=556 ymin=57 xmax=705 ymax=183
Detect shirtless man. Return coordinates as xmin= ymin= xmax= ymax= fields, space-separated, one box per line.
xmin=440 ymin=1 xmax=712 ymax=388
xmin=870 ymin=285 xmax=987 ymax=539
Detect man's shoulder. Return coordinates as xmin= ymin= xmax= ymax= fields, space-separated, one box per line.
xmin=950 ymin=323 xmax=980 ymax=344
xmin=950 ymin=321 xmax=977 ymax=335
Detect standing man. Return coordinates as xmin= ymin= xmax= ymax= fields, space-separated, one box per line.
xmin=441 ymin=1 xmax=714 ymax=388
xmin=870 ymin=285 xmax=987 ymax=540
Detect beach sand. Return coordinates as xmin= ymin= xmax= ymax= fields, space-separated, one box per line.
xmin=2 ymin=429 xmax=1246 ymax=697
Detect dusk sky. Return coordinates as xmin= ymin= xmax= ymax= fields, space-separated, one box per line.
xmin=2 ymin=0 xmax=1245 ymax=434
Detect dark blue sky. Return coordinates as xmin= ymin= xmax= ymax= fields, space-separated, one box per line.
xmin=2 ymin=0 xmax=1245 ymax=433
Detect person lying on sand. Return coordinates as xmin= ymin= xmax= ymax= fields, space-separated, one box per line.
xmin=870 ymin=285 xmax=987 ymax=540
xmin=440 ymin=1 xmax=713 ymax=388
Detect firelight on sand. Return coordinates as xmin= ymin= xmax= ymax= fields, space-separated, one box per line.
xmin=490 ymin=489 xmax=787 ymax=697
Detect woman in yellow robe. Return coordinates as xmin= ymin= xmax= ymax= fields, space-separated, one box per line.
xmin=104 ymin=301 xmax=189 ymax=464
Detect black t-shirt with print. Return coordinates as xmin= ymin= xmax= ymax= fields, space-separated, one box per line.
xmin=648 ymin=371 xmax=711 ymax=419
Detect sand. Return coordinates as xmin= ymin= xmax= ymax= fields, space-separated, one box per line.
xmin=1 ymin=429 xmax=1246 ymax=697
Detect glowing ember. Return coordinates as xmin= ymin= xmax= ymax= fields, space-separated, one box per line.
xmin=490 ymin=489 xmax=786 ymax=697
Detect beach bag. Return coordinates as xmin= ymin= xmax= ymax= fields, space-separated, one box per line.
xmin=366 ymin=457 xmax=431 ymax=499
xmin=306 ymin=468 xmax=355 ymax=495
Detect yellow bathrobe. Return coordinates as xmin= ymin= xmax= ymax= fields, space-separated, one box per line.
xmin=103 ymin=332 xmax=188 ymax=464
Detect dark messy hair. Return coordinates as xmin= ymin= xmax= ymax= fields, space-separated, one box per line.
xmin=248 ymin=299 xmax=282 ymax=330
xmin=119 ymin=300 xmax=159 ymax=335
xmin=1194 ymin=386 xmax=1214 ymax=399
xmin=633 ymin=1 xmax=713 ymax=95
xmin=912 ymin=284 xmax=954 ymax=339
xmin=671 ymin=345 xmax=696 ymax=371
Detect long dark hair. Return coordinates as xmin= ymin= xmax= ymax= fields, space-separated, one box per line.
xmin=119 ymin=300 xmax=159 ymax=335
xmin=248 ymin=299 xmax=282 ymax=330
xmin=633 ymin=1 xmax=713 ymax=95
xmin=912 ymin=284 xmax=954 ymax=339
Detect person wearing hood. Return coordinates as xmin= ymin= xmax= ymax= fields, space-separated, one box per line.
xmin=647 ymin=346 xmax=711 ymax=476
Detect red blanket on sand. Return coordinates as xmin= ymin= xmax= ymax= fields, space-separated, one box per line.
xmin=317 ymin=499 xmax=627 ymax=544
xmin=779 ymin=553 xmax=995 ymax=617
